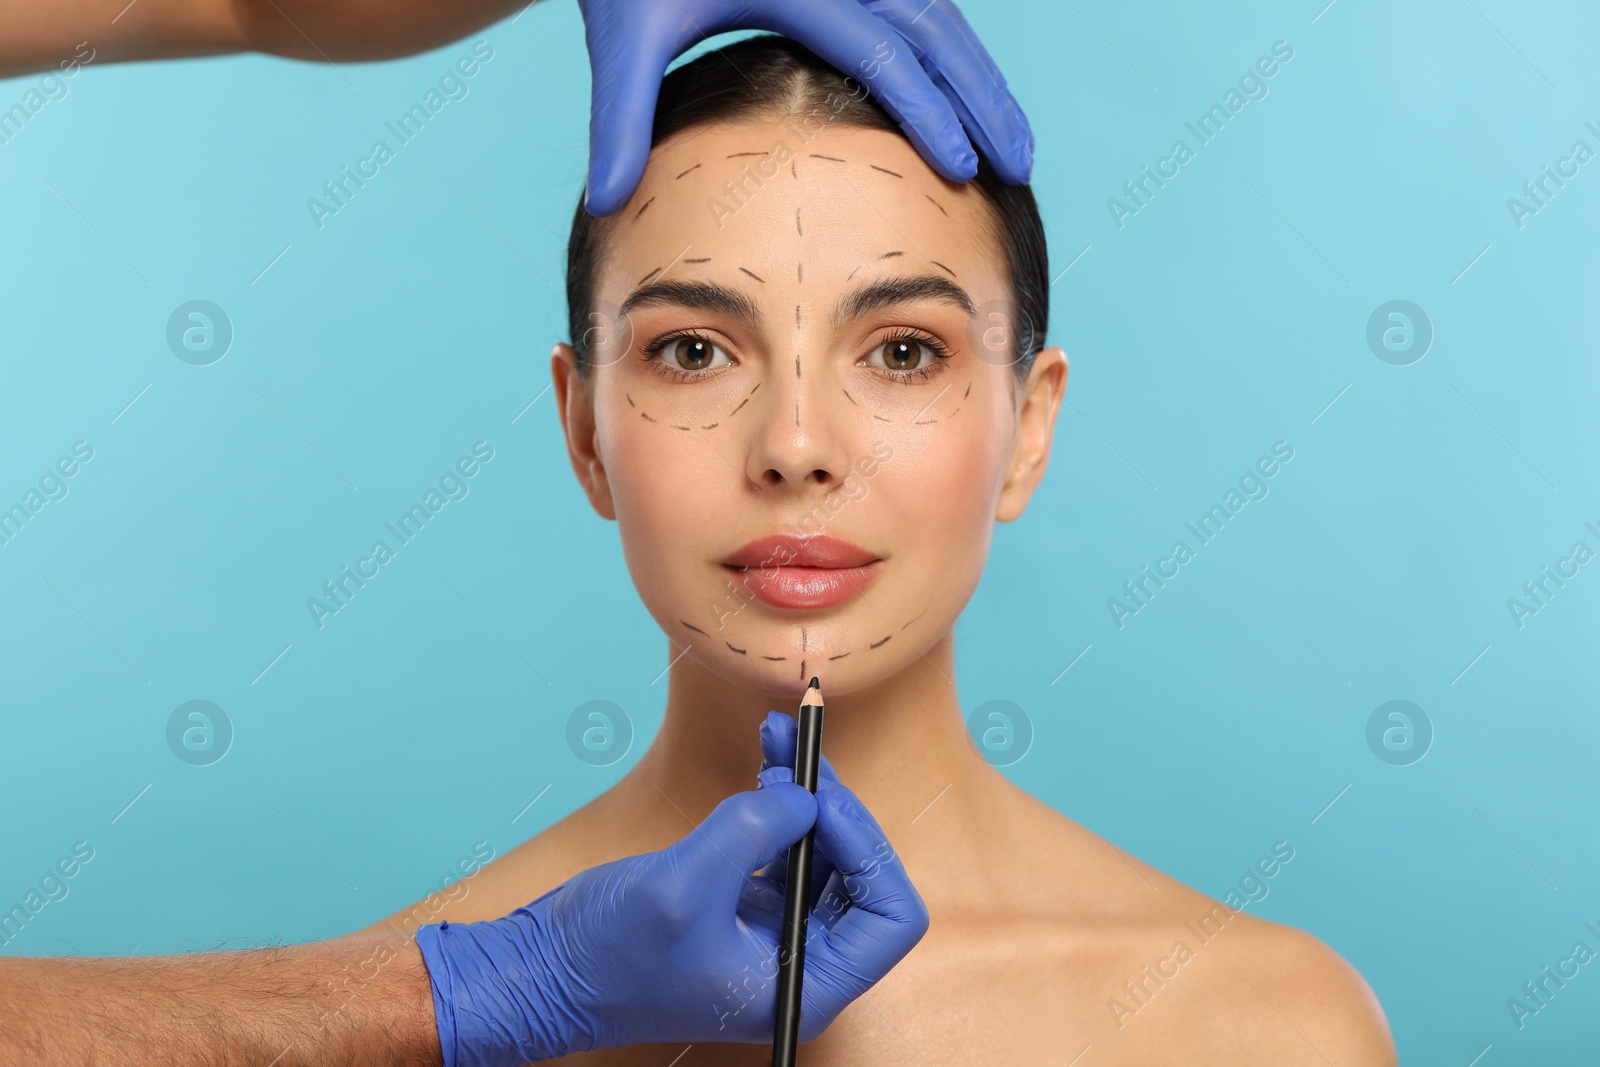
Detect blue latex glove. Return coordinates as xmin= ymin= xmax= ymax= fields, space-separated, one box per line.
xmin=415 ymin=716 xmax=929 ymax=1066
xmin=577 ymin=0 xmax=1034 ymax=216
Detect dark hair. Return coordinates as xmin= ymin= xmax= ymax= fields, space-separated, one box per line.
xmin=565 ymin=34 xmax=1048 ymax=379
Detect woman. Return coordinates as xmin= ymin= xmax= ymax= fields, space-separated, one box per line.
xmin=362 ymin=36 xmax=1397 ymax=1065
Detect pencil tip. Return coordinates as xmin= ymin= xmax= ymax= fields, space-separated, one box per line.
xmin=809 ymin=675 xmax=819 ymax=689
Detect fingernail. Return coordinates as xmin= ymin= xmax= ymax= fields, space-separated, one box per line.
xmin=951 ymin=142 xmax=978 ymax=179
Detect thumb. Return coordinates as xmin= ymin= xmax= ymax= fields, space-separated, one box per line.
xmin=579 ymin=2 xmax=697 ymax=217
xmin=655 ymin=783 xmax=818 ymax=905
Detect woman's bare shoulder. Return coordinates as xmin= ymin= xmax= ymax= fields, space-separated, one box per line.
xmin=349 ymin=788 xmax=647 ymax=936
xmin=992 ymin=787 xmax=1397 ymax=1064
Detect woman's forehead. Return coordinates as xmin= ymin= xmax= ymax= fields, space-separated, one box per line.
xmin=596 ymin=122 xmax=1008 ymax=305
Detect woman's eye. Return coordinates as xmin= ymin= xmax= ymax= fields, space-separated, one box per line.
xmin=660 ymin=336 xmax=729 ymax=373
xmin=864 ymin=335 xmax=949 ymax=382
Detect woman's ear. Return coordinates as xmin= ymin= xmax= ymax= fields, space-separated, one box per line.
xmin=996 ymin=346 xmax=1068 ymax=523
xmin=551 ymin=342 xmax=617 ymax=521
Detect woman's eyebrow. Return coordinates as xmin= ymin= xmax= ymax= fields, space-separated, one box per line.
xmin=830 ymin=274 xmax=976 ymax=326
xmin=618 ymin=279 xmax=762 ymax=327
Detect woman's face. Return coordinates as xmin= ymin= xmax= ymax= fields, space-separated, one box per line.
xmin=553 ymin=117 xmax=1066 ymax=701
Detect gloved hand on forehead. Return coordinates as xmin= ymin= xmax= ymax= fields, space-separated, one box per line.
xmin=416 ymin=711 xmax=928 ymax=1066
xmin=578 ymin=0 xmax=1035 ymax=216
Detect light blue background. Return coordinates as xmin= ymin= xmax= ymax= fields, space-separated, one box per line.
xmin=2 ymin=1 xmax=1597 ymax=1062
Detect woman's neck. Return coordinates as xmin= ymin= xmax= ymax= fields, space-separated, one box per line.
xmin=619 ymin=631 xmax=1014 ymax=885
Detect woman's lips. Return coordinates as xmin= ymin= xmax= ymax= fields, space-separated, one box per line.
xmin=721 ymin=559 xmax=884 ymax=610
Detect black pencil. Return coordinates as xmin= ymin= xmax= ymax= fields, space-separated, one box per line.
xmin=772 ymin=676 xmax=824 ymax=1067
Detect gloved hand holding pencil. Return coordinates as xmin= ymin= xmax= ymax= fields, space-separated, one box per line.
xmin=416 ymin=711 xmax=929 ymax=1067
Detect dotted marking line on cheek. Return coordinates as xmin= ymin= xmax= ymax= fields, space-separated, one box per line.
xmin=808 ymin=153 xmax=846 ymax=162
xmin=841 ymin=389 xmax=856 ymax=405
xmin=798 ymin=263 xmax=804 ymax=285
xmin=635 ymin=196 xmax=656 ymax=220
xmin=676 ymin=163 xmax=703 ymax=180
xmin=641 ymin=411 xmax=657 ymax=422
xmin=727 ymin=641 xmax=746 ymax=654
xmin=869 ymin=635 xmax=892 ymax=649
xmin=925 ymin=194 xmax=948 ymax=216
xmin=869 ymin=165 xmax=903 ymax=178
xmin=761 ymin=655 xmax=787 ymax=662
xmin=727 ymin=151 xmax=769 ymax=158
xmin=682 ymin=620 xmax=709 ymax=636
xmin=626 ymin=393 xmax=635 ymax=407
xmin=964 ymin=382 xmax=972 ymax=399
xmin=796 ymin=208 xmax=803 ymax=236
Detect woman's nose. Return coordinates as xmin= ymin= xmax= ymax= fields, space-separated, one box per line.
xmin=742 ymin=357 xmax=858 ymax=492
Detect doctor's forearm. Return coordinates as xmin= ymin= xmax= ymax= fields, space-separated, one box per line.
xmin=0 ymin=933 xmax=442 ymax=1066
xmin=0 ymin=0 xmax=528 ymax=77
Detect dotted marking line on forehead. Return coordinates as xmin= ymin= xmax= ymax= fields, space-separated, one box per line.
xmin=869 ymin=165 xmax=903 ymax=178
xmin=761 ymin=654 xmax=787 ymax=662
xmin=925 ymin=194 xmax=948 ymax=216
xmin=676 ymin=163 xmax=702 ymax=180
xmin=879 ymin=251 xmax=904 ymax=260
xmin=739 ymin=267 xmax=766 ymax=283
xmin=684 ymin=257 xmax=711 ymax=264
xmin=635 ymin=196 xmax=656 ymax=220
xmin=931 ymin=260 xmax=956 ymax=278
xmin=796 ymin=208 xmax=803 ymax=236
xmin=808 ymin=153 xmax=846 ymax=163
xmin=638 ymin=266 xmax=663 ymax=285
xmin=727 ymin=151 xmax=769 ymax=158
